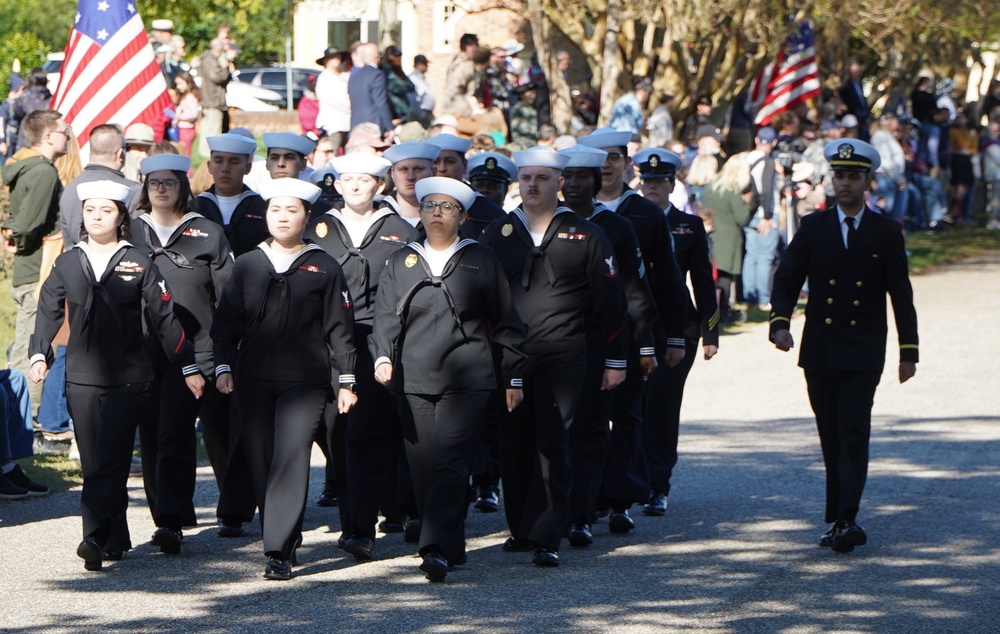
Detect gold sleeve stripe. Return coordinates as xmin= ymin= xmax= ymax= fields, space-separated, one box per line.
xmin=707 ymin=309 xmax=719 ymax=329
xmin=769 ymin=316 xmax=791 ymax=324
xmin=899 ymin=344 xmax=919 ymax=350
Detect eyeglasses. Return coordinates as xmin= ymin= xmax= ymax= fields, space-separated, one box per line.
xmin=604 ymin=152 xmax=625 ymax=163
xmin=148 ymin=179 xmax=180 ymax=191
xmin=52 ymin=128 xmax=72 ymax=138
xmin=419 ymin=200 xmax=462 ymax=216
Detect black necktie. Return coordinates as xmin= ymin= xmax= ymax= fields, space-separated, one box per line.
xmin=845 ymin=216 xmax=856 ymax=249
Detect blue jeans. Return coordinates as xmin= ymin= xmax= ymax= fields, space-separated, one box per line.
xmin=912 ymin=174 xmax=946 ymax=225
xmin=1 ymin=368 xmax=35 ymax=463
xmin=37 ymin=345 xmax=71 ymax=432
xmin=742 ymin=224 xmax=779 ymax=306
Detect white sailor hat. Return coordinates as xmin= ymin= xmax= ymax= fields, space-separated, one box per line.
xmin=415 ymin=177 xmax=476 ymax=211
xmin=824 ymin=139 xmax=881 ymax=173
xmin=77 ymin=180 xmax=133 ymax=204
xmin=576 ymin=126 xmax=632 ymax=150
xmin=330 ymin=153 xmax=391 ymax=177
xmin=151 ymin=19 xmax=174 ymax=31
xmin=258 ymin=178 xmax=322 ymax=204
xmin=633 ymin=148 xmax=683 ymax=179
xmin=207 ymin=133 xmax=259 ymax=156
xmin=466 ymin=152 xmax=517 ymax=183
xmin=262 ymin=132 xmax=316 ymax=157
xmin=309 ymin=167 xmax=339 ymax=186
xmin=382 ymin=141 xmax=441 ymax=164
xmin=140 ymin=154 xmax=191 ymax=175
xmin=559 ymin=145 xmax=608 ymax=168
xmin=512 ymin=147 xmax=571 ymax=170
xmin=425 ymin=133 xmax=472 ymax=154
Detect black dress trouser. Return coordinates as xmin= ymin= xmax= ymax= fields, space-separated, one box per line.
xmin=403 ymin=391 xmax=491 ymax=564
xmin=200 ymin=382 xmax=257 ymax=524
xmin=567 ymin=350 xmax=612 ymax=525
xmin=602 ymin=347 xmax=652 ymax=509
xmin=642 ymin=338 xmax=698 ymax=495
xmin=237 ymin=378 xmax=329 ymax=558
xmin=804 ymin=369 xmax=880 ymax=523
xmin=67 ymin=381 xmax=150 ymax=551
xmin=139 ymin=362 xmax=198 ymax=530
xmin=501 ymin=349 xmax=586 ymax=552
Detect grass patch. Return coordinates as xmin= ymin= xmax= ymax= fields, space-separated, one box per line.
xmin=20 ymin=452 xmax=83 ymax=493
xmin=905 ymin=227 xmax=1000 ymax=273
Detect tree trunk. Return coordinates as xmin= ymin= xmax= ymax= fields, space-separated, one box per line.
xmin=598 ymin=0 xmax=624 ymax=126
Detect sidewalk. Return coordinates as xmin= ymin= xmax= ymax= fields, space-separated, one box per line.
xmin=1 ymin=258 xmax=998 ymax=633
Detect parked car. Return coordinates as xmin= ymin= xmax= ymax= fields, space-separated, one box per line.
xmin=233 ymin=66 xmax=320 ymax=109
xmin=44 ymin=52 xmax=64 ymax=94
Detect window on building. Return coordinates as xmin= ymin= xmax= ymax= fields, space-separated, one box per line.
xmin=327 ymin=20 xmax=378 ymax=50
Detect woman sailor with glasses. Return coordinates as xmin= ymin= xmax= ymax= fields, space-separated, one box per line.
xmin=370 ymin=177 xmax=526 ymax=582
xmin=131 ymin=154 xmax=235 ymax=555
xmin=29 ymin=180 xmax=200 ymax=571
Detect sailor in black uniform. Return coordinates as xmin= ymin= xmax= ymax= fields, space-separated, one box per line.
xmin=370 ymin=176 xmax=526 ymax=581
xmin=29 ymin=180 xmax=200 ymax=571
xmin=212 ymin=178 xmax=357 ymax=580
xmin=558 ymin=145 xmax=658 ymax=546
xmin=633 ymin=147 xmax=720 ymax=516
xmin=380 ymin=142 xmax=440 ymax=231
xmin=480 ymin=148 xmax=628 ymax=567
xmin=303 ymin=153 xmax=420 ymax=560
xmin=769 ymin=139 xmax=918 ymax=553
xmin=131 ymin=154 xmax=234 ymax=554
xmin=577 ymin=127 xmax=689 ymax=532
xmin=425 ymin=134 xmax=506 ymax=239
xmin=196 ymin=133 xmax=266 ymax=538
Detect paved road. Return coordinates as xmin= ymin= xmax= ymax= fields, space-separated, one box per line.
xmin=2 ymin=258 xmax=998 ymax=633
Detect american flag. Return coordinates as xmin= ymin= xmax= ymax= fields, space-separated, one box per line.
xmin=50 ymin=0 xmax=171 ymax=150
xmin=749 ymin=21 xmax=821 ymax=127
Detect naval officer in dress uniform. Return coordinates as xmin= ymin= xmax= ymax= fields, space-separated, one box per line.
xmin=769 ymin=138 xmax=918 ymax=553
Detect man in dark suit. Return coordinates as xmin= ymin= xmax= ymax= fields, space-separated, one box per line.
xmin=348 ymin=42 xmax=394 ymax=141
xmin=769 ymin=139 xmax=918 ymax=553
xmin=838 ymin=62 xmax=871 ymax=142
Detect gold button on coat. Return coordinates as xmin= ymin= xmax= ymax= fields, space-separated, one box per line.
xmin=825 ymin=318 xmax=832 ymax=324
xmin=827 ymin=298 xmax=834 ymax=304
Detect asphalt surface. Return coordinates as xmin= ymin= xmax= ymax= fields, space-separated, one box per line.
xmin=2 ymin=257 xmax=998 ymax=633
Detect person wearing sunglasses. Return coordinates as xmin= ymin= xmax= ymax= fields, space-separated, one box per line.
xmin=371 ymin=176 xmax=525 ymax=581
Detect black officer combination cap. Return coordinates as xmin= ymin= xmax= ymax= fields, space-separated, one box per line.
xmin=633 ymin=148 xmax=683 ymax=179
xmin=823 ymin=139 xmax=881 ymax=173
xmin=466 ymin=152 xmax=517 ymax=184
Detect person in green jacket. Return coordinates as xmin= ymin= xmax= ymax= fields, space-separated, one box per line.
xmin=700 ymin=152 xmax=752 ymax=324
xmin=1 ymin=109 xmax=69 ymax=420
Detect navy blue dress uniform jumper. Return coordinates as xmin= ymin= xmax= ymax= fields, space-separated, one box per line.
xmin=480 ymin=206 xmax=628 ymax=552
xmin=769 ymin=206 xmax=918 ymax=524
xmin=130 ymin=212 xmax=234 ymax=532
xmin=370 ymin=239 xmax=526 ymax=565
xmin=643 ymin=205 xmax=720 ymax=498
xmin=211 ymin=242 xmax=357 ymax=560
xmin=194 ymin=184 xmax=270 ymax=527
xmin=303 ymin=208 xmax=420 ymax=544
xmin=31 ymin=243 xmax=196 ymax=552
xmin=568 ymin=202 xmax=657 ymax=526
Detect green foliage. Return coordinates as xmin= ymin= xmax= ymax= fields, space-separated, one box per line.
xmin=0 ymin=0 xmax=77 ymax=52
xmin=0 ymin=33 xmax=50 ymax=101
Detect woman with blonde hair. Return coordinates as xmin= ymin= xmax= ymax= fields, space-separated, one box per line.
xmin=701 ymin=152 xmax=752 ymax=323
xmin=685 ymin=153 xmax=719 ymax=207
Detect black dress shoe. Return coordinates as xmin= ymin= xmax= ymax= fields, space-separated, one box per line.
xmin=419 ymin=552 xmax=448 ymax=582
xmin=217 ymin=520 xmax=245 ymax=538
xmin=474 ymin=486 xmax=500 ymax=513
xmin=643 ymin=490 xmax=668 ymax=516
xmin=264 ymin=556 xmax=292 ymax=580
xmin=502 ymin=537 xmax=534 ymax=552
xmin=77 ymin=538 xmax=103 ymax=571
xmin=532 ymin=548 xmax=559 ymax=567
xmin=152 ymin=527 xmax=182 ymax=554
xmin=101 ymin=549 xmax=124 ymax=561
xmin=818 ymin=525 xmax=837 ymax=548
xmin=403 ymin=518 xmax=422 ymax=544
xmin=337 ymin=534 xmax=348 ymax=549
xmin=316 ymin=491 xmax=338 ymax=507
xmin=568 ymin=522 xmax=593 ymax=548
xmin=608 ymin=509 xmax=635 ymax=534
xmin=832 ymin=520 xmax=867 ymax=553
xmin=343 ymin=536 xmax=375 ymax=561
